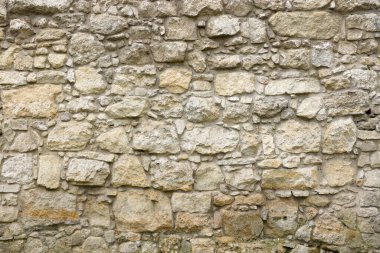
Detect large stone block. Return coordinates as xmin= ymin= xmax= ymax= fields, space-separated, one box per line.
xmin=1 ymin=154 xmax=33 ymax=184
xmin=265 ymin=78 xmax=321 ymax=95
xmin=346 ymin=14 xmax=380 ymax=32
xmin=322 ymin=118 xmax=357 ymax=154
xmin=69 ymin=33 xmax=105 ymax=65
xmin=89 ymin=14 xmax=127 ymax=35
xmin=111 ymin=155 xmax=150 ymax=187
xmin=159 ymin=67 xmax=192 ymax=94
xmin=105 ymin=97 xmax=148 ymax=118
xmin=66 ymin=158 xmax=110 ymax=186
xmin=171 ymin=192 xmax=211 ymax=213
xmin=37 ymin=155 xmax=61 ymax=189
xmin=262 ymin=167 xmax=318 ymax=190
xmin=151 ymin=42 xmax=187 ymax=63
xmin=206 ymin=15 xmax=240 ymax=37
xmin=266 ymin=199 xmax=298 ymax=237
xmin=324 ymin=90 xmax=370 ymax=116
xmin=74 ymin=66 xmax=107 ymax=94
xmin=214 ymin=72 xmax=255 ymax=96
xmin=181 ymin=0 xmax=223 ymax=16
xmin=322 ymin=158 xmax=356 ymax=187
xmin=9 ymin=0 xmax=73 ymax=13
xmin=221 ymin=210 xmax=263 ymax=239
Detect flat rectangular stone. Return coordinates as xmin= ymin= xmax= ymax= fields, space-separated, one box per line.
xmin=265 ymin=78 xmax=321 ymax=95
xmin=262 ymin=167 xmax=318 ymax=190
xmin=37 ymin=155 xmax=61 ymax=189
xmin=0 ymin=71 xmax=27 ymax=85
xmin=358 ymin=130 xmax=380 ymax=140
xmin=0 ymin=183 xmax=20 ymax=193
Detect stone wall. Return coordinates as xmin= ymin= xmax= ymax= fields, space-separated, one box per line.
xmin=0 ymin=0 xmax=379 ymax=252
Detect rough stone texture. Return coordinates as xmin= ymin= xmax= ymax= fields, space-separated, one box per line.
xmin=66 ymin=158 xmax=110 ymax=186
xmin=324 ymin=90 xmax=370 ymax=116
xmin=181 ymin=0 xmax=223 ymax=16
xmin=322 ymin=158 xmax=356 ymax=187
xmin=262 ymin=167 xmax=318 ymax=190
xmin=1 ymin=154 xmax=33 ymax=184
xmin=222 ymin=210 xmax=263 ymax=239
xmin=105 ymin=97 xmax=148 ymax=118
xmin=214 ymin=72 xmax=255 ymax=96
xmin=159 ymin=67 xmax=192 ymax=94
xmin=172 ymin=192 xmax=211 ymax=213
xmin=69 ymin=33 xmax=105 ymax=65
xmin=89 ymin=14 xmax=127 ymax=35
xmin=265 ymin=78 xmax=321 ymax=95
xmin=75 ymin=66 xmax=107 ymax=94
xmin=111 ymin=155 xmax=149 ymax=187
xmin=206 ymin=15 xmax=240 ymax=37
xmin=37 ymin=155 xmax=61 ymax=189
xmin=322 ymin=118 xmax=357 ymax=154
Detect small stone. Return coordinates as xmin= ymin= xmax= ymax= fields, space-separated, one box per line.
xmin=89 ymin=14 xmax=127 ymax=35
xmin=181 ymin=0 xmax=223 ymax=16
xmin=214 ymin=72 xmax=255 ymax=96
xmin=172 ymin=192 xmax=211 ymax=213
xmin=151 ymin=42 xmax=187 ymax=63
xmin=241 ymin=17 xmax=266 ymax=43
xmin=221 ymin=210 xmax=263 ymax=239
xmin=80 ymin=237 xmax=110 ymax=253
xmin=322 ymin=117 xmax=357 ymax=154
xmin=1 ymin=154 xmax=33 ymax=184
xmin=266 ymin=199 xmax=298 ymax=236
xmin=265 ymin=78 xmax=321 ymax=95
xmin=159 ymin=67 xmax=192 ymax=94
xmin=9 ymin=131 xmax=39 ymax=152
xmin=165 ymin=17 xmax=197 ymax=40
xmin=324 ymin=90 xmax=370 ymax=116
xmin=208 ymin=54 xmax=241 ymax=69
xmin=150 ymin=94 xmax=184 ymax=118
xmin=119 ymin=43 xmax=152 ymax=65
xmin=194 ymin=162 xmax=224 ymax=190
xmin=9 ymin=0 xmax=73 ymax=13
xmin=75 ymin=66 xmax=107 ymax=94
xmin=112 ymin=155 xmax=150 ymax=187
xmin=37 ymin=155 xmax=61 ymax=189
xmin=187 ymin=50 xmax=207 ymax=73
xmin=175 ymin=212 xmax=210 ymax=232
xmin=371 ymin=152 xmax=380 ymax=168
xmin=292 ymin=0 xmax=331 ymax=10
xmin=105 ymin=97 xmax=148 ymax=118
xmin=346 ymin=13 xmax=380 ymax=32
xmin=311 ymin=42 xmax=333 ymax=67
xmin=14 ymin=51 xmax=33 ymax=70
xmin=252 ymin=95 xmax=288 ymax=117
xmin=322 ymin=158 xmax=356 ymax=187
xmin=223 ymin=102 xmax=250 ymax=123
xmin=344 ymin=69 xmax=378 ymax=90
xmin=262 ymin=167 xmax=318 ymax=190
xmin=84 ymin=198 xmax=110 ymax=227
xmin=36 ymin=28 xmax=66 ymax=41
xmin=0 ymin=206 xmax=18 ymax=222
xmin=69 ymin=33 xmax=105 ymax=65
xmin=223 ymin=166 xmax=259 ymax=191
xmin=47 ymin=53 xmax=67 ymax=68
xmin=96 ymin=127 xmax=131 ymax=153
xmin=185 ymin=96 xmax=220 ymax=123
xmin=206 ymin=15 xmax=240 ymax=37
xmin=67 ymin=97 xmax=97 ymax=113
xmin=213 ymin=192 xmax=234 ymax=206
xmin=279 ymin=48 xmax=310 ymax=70
xmin=359 ymin=191 xmax=380 ymax=207
xmin=296 ymin=96 xmax=322 ymax=119
xmin=364 ymin=170 xmax=380 ymax=188
xmin=66 ymin=158 xmax=110 ymax=186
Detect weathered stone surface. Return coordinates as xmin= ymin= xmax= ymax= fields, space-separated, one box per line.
xmin=151 ymin=42 xmax=187 ymax=63
xmin=335 ymin=0 xmax=380 ymax=11
xmin=322 ymin=118 xmax=357 ymax=154
xmin=0 ymin=206 xmax=18 ymax=222
xmin=1 ymin=154 xmax=33 ymax=184
xmin=119 ymin=43 xmax=152 ymax=65
xmin=344 ymin=69 xmax=378 ymax=90
xmin=322 ymin=158 xmax=356 ymax=187
xmin=105 ymin=97 xmax=148 ymax=118
xmin=96 ymin=127 xmax=131 ymax=153
xmin=9 ymin=131 xmax=39 ymax=152
xmin=111 ymin=65 xmax=156 ymax=94
xmin=252 ymin=95 xmax=288 ymax=117
xmin=150 ymin=94 xmax=184 ymax=118
xmin=266 ymin=199 xmax=298 ymax=237
xmin=35 ymin=70 xmax=66 ymax=84
xmin=175 ymin=212 xmax=210 ymax=232
xmin=313 ymin=214 xmax=345 ymax=245
xmin=214 ymin=72 xmax=255 ymax=96
xmin=181 ymin=0 xmax=223 ymax=16
xmin=324 ymin=90 xmax=370 ymax=116
xmin=185 ymin=96 xmax=220 ymax=122
xmin=37 ymin=155 xmax=61 ymax=189
xmin=346 ymin=13 xmax=380 ymax=32
xmin=241 ymin=17 xmax=266 ymax=43
xmin=165 ymin=17 xmax=197 ymax=40
xmin=89 ymin=14 xmax=127 ymax=35
xmin=292 ymin=0 xmax=331 ymax=10
xmin=47 ymin=121 xmax=93 ymax=151
xmin=150 ymin=158 xmax=193 ymax=191
xmin=276 ymin=120 xmax=321 ymax=153
xmin=225 ymin=0 xmax=252 ymax=16
xmin=206 ymin=15 xmax=240 ymax=37
xmin=113 ymin=189 xmax=172 ymax=232
xmin=181 ymin=126 xmax=239 ymax=154
xmin=222 ymin=210 xmax=263 ymax=239
xmin=2 ymin=85 xmax=61 ymax=118
xmin=48 ymin=53 xmax=67 ymax=68
xmin=9 ymin=0 xmax=73 ymax=13
xmin=20 ymin=188 xmax=78 ymax=227
xmin=265 ymin=78 xmax=321 ymax=95
xmin=74 ymin=66 xmax=107 ymax=94
xmin=262 ymin=167 xmax=318 ymax=190
xmin=311 ymin=42 xmax=333 ymax=67
xmin=172 ymin=192 xmax=211 ymax=213
xmin=279 ymin=48 xmax=310 ymax=69
xmin=0 ymin=0 xmax=6 ymax=26
xmin=0 ymin=71 xmax=27 ymax=85
xmin=80 ymin=236 xmax=110 ymax=253
xmin=132 ymin=120 xmax=180 ymax=154
xmin=269 ymin=11 xmax=342 ymax=39
xmin=359 ymin=191 xmax=380 ymax=207
xmin=364 ymin=170 xmax=380 ymax=188
xmin=67 ymin=97 xmax=97 ymax=113
xmin=208 ymin=54 xmax=241 ymax=69
xmin=84 ymin=198 xmax=110 ymax=227
xmin=69 ymin=33 xmax=105 ymax=65
xmin=194 ymin=162 xmax=224 ymax=190
xmin=66 ymin=158 xmax=110 ymax=186
xmin=111 ymin=155 xmax=149 ymax=187
xmin=223 ymin=102 xmax=250 ymax=123
xmin=223 ymin=166 xmax=259 ymax=191
xmin=296 ymin=96 xmax=322 ymax=119
xmin=159 ymin=67 xmax=192 ymax=94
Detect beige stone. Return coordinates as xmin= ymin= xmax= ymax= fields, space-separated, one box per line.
xmin=96 ymin=127 xmax=131 ymax=153
xmin=221 ymin=210 xmax=263 ymax=239
xmin=266 ymin=199 xmax=298 ymax=237
xmin=322 ymin=158 xmax=356 ymax=187
xmin=194 ymin=162 xmax=224 ymax=190
xmin=37 ymin=155 xmax=61 ymax=189
xmin=322 ymin=117 xmax=357 ymax=154
xmin=75 ymin=66 xmax=107 ymax=94
xmin=84 ymin=198 xmax=110 ymax=227
xmin=262 ymin=167 xmax=319 ymax=190
xmin=111 ymin=155 xmax=150 ymax=187
xmin=175 ymin=212 xmax=210 ymax=232
xmin=172 ymin=192 xmax=211 ymax=213
xmin=159 ymin=67 xmax=192 ymax=94
xmin=214 ymin=72 xmax=255 ymax=96
xmin=66 ymin=158 xmax=110 ymax=186
xmin=265 ymin=78 xmax=321 ymax=95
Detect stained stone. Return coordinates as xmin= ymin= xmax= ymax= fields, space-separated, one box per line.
xmin=96 ymin=127 xmax=131 ymax=153
xmin=346 ymin=14 xmax=380 ymax=32
xmin=111 ymin=65 xmax=156 ymax=94
xmin=266 ymin=199 xmax=298 ymax=237
xmin=194 ymin=162 xmax=224 ymax=190
xmin=66 ymin=158 xmax=110 ymax=186
xmin=111 ymin=155 xmax=150 ymax=187
xmin=322 ymin=158 xmax=356 ymax=187
xmin=165 ymin=17 xmax=197 ymax=40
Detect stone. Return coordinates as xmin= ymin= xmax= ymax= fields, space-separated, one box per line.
xmin=276 ymin=119 xmax=321 ymax=153
xmin=84 ymin=198 xmax=110 ymax=227
xmin=223 ymin=102 xmax=250 ymax=123
xmin=113 ymin=189 xmax=172 ymax=232
xmin=69 ymin=33 xmax=105 ymax=65
xmin=214 ymin=72 xmax=255 ymax=96
xmin=311 ymin=42 xmax=333 ymax=67
xmin=322 ymin=158 xmax=356 ymax=187
xmin=225 ymin=0 xmax=252 ymax=16
xmin=14 ymin=51 xmax=33 ymax=70
xmin=279 ymin=49 xmax=310 ymax=70
xmin=37 ymin=155 xmax=61 ymax=189
xmin=2 ymin=84 xmax=61 ymax=119
xmin=172 ymin=192 xmax=211 ymax=213
xmin=0 ymin=0 xmax=6 ymax=26
xmin=165 ymin=17 xmax=197 ymax=40
xmin=0 ymin=71 xmax=27 ymax=85
xmin=252 ymin=95 xmax=288 ymax=117
xmin=1 ymin=154 xmax=33 ymax=184
xmin=47 ymin=121 xmax=93 ymax=151
xmin=159 ymin=67 xmax=192 ymax=94
xmin=313 ymin=214 xmax=345 ymax=245
xmin=266 ymin=199 xmax=298 ymax=237
xmin=9 ymin=131 xmax=39 ymax=152
xmin=292 ymin=0 xmax=331 ymax=10
xmin=151 ymin=42 xmax=187 ymax=63
xmin=269 ymin=11 xmax=342 ymax=39
xmin=23 ymin=238 xmax=48 ymax=253
xmin=208 ymin=54 xmax=241 ymax=69
xmin=359 ymin=191 xmax=380 ymax=207
xmin=75 ymin=66 xmax=107 ymax=94
xmin=150 ymin=158 xmax=193 ymax=191
xmin=296 ymin=96 xmax=322 ymax=119
xmin=66 ymin=158 xmax=110 ymax=186
xmin=96 ymin=127 xmax=131 ymax=153
xmin=335 ymin=0 xmax=380 ymax=11
xmin=0 ymin=46 xmax=20 ymax=70
xmin=150 ymin=94 xmax=184 ymax=118
xmin=253 ymin=0 xmax=285 ymax=10
xmin=187 ymin=50 xmax=207 ymax=72
xmin=364 ymin=170 xmax=380 ymax=188
xmin=0 ymin=241 xmax=24 ymax=253
xmin=181 ymin=0 xmax=223 ymax=16
xmin=67 ymin=97 xmax=97 ymax=113
xmin=324 ymin=90 xmax=370 ymax=116
xmin=185 ymin=97 xmax=220 ymax=123
xmin=80 ymin=237 xmax=110 ymax=253
xmin=36 ymin=28 xmax=66 ymax=41
xmin=112 ymin=155 xmax=149 ymax=187
xmin=344 ymin=69 xmax=378 ymax=90
xmin=0 ymin=206 xmax=18 ymax=222
xmin=0 ymin=184 xmax=20 ymax=193
xmin=371 ymin=152 xmax=380 ymax=168
xmin=111 ymin=65 xmax=156 ymax=94
xmin=9 ymin=0 xmax=73 ymax=13
xmin=322 ymin=117 xmax=357 ymax=154
xmin=346 ymin=14 xmax=380 ymax=32
xmin=181 ymin=126 xmax=239 ymax=154
xmin=175 ymin=212 xmax=210 ymax=232
xmin=89 ymin=14 xmax=127 ymax=35
xmin=194 ymin=162 xmax=224 ymax=190
xmin=48 ymin=53 xmax=67 ymax=68
xmin=35 ymin=70 xmax=66 ymax=84
xmin=132 ymin=120 xmax=180 ymax=154
xmin=119 ymin=43 xmax=152 ymax=65
xmin=206 ymin=15 xmax=240 ymax=37
xmin=221 ymin=210 xmax=263 ymax=239
xmin=105 ymin=97 xmax=148 ymax=118
xmin=223 ymin=166 xmax=259 ymax=191
xmin=241 ymin=17 xmax=267 ymax=43
xmin=20 ymin=188 xmax=78 ymax=227
xmin=262 ymin=167 xmax=319 ymax=190
xmin=265 ymin=78 xmax=321 ymax=95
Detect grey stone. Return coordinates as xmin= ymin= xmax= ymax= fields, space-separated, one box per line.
xmin=214 ymin=71 xmax=255 ymax=96
xmin=9 ymin=0 xmax=73 ymax=13
xmin=1 ymin=154 xmax=33 ymax=184
xmin=346 ymin=13 xmax=380 ymax=32
xmin=279 ymin=48 xmax=310 ymax=70
xmin=344 ymin=69 xmax=378 ymax=90
xmin=359 ymin=191 xmax=380 ymax=207
xmin=311 ymin=42 xmax=333 ymax=67
xmin=181 ymin=0 xmax=223 ymax=16
xmin=223 ymin=166 xmax=259 ymax=190
xmin=9 ymin=131 xmax=39 ymax=152
xmin=322 ymin=117 xmax=357 ymax=154
xmin=119 ymin=43 xmax=152 ymax=65
xmin=111 ymin=65 xmax=156 ymax=94
xmin=105 ymin=97 xmax=148 ymax=118
xmin=165 ymin=17 xmax=197 ymax=40
xmin=194 ymin=162 xmax=224 ymax=190
xmin=265 ymin=78 xmax=321 ymax=95
xmin=241 ymin=17 xmax=267 ymax=43
xmin=151 ymin=42 xmax=187 ymax=63
xmin=185 ymin=96 xmax=220 ymax=123
xmin=223 ymin=102 xmax=250 ymax=123
xmin=172 ymin=192 xmax=211 ymax=213
xmin=208 ymin=54 xmax=241 ymax=69
xmin=364 ymin=170 xmax=380 ymax=188
xmin=37 ymin=155 xmax=61 ymax=189
xmin=69 ymin=33 xmax=105 ymax=65
xmin=296 ymin=96 xmax=323 ymax=119
xmin=225 ymin=0 xmax=253 ymax=16
xmin=292 ymin=0 xmax=331 ymax=10
xmin=252 ymin=95 xmax=288 ymax=117
xmin=0 ymin=71 xmax=28 ymax=85
xmin=67 ymin=97 xmax=97 ymax=113
xmin=324 ymin=90 xmax=370 ymax=116
xmin=89 ymin=14 xmax=127 ymax=35
xmin=206 ymin=15 xmax=240 ymax=37
xmin=0 ymin=206 xmax=18 ymax=222
xmin=66 ymin=158 xmax=110 ymax=186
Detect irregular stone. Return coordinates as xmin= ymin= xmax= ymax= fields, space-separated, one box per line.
xmin=89 ymin=14 xmax=127 ymax=35
xmin=313 ymin=213 xmax=345 ymax=245
xmin=0 ymin=71 xmax=27 ymax=85
xmin=37 ymin=155 xmax=61 ymax=189
xmin=119 ymin=43 xmax=152 ymax=65
xmin=75 ymin=66 xmax=107 ymax=94
xmin=132 ymin=120 xmax=180 ymax=154
xmin=322 ymin=158 xmax=356 ymax=187
xmin=165 ymin=17 xmax=197 ymax=40
xmin=113 ymin=189 xmax=172 ymax=232
xmin=344 ymin=69 xmax=378 ymax=90
xmin=20 ymin=188 xmax=78 ymax=227
xmin=9 ymin=131 xmax=39 ymax=152
xmin=223 ymin=102 xmax=250 ymax=123
xmin=48 ymin=53 xmax=67 ymax=68
xmin=208 ymin=54 xmax=241 ymax=69
xmin=252 ymin=95 xmax=288 ymax=117
xmin=14 ymin=51 xmax=33 ymax=70
xmin=181 ymin=126 xmax=239 ymax=154
xmin=23 ymin=238 xmax=47 ymax=253
xmin=35 ymin=70 xmax=66 ymax=84
xmin=0 ymin=46 xmax=20 ymax=70
xmin=175 ymin=212 xmax=210 ymax=232
xmin=311 ymin=42 xmax=333 ymax=67
xmin=151 ymin=42 xmax=187 ymax=63
xmin=9 ymin=19 xmax=34 ymax=39
xmin=276 ymin=119 xmax=321 ymax=153
xmin=96 ymin=127 xmax=131 ymax=153
xmin=159 ymin=67 xmax=192 ymax=94
xmin=66 ymin=158 xmax=110 ymax=186
xmin=133 ymin=0 xmax=177 ymax=18
xmin=279 ymin=48 xmax=310 ymax=69
xmin=67 ymin=97 xmax=97 ymax=113
xmin=292 ymin=0 xmax=331 ymax=10
xmin=364 ymin=170 xmax=380 ymax=188
xmin=194 ymin=162 xmax=224 ymax=190
xmin=322 ymin=117 xmax=357 ymax=154
xmin=84 ymin=198 xmax=110 ymax=227
xmin=187 ymin=50 xmax=207 ymax=72
xmin=0 ymin=183 xmax=20 ymax=193
xmin=206 ymin=15 xmax=240 ymax=37
xmin=150 ymin=94 xmax=184 ymax=118
xmin=105 ymin=97 xmax=148 ymax=118
xmin=371 ymin=152 xmax=380 ymax=168
xmin=324 ymin=90 xmax=370 ymax=116
xmin=150 ymin=158 xmax=193 ymax=191
xmin=359 ymin=191 xmax=380 ymax=207
xmin=223 ymin=166 xmax=259 ymax=191
xmin=335 ymin=0 xmax=380 ymax=11
xmin=0 ymin=241 xmax=24 ymax=253
xmin=266 ymin=199 xmax=298 ymax=237
xmin=214 ymin=72 xmax=255 ymax=96
xmin=9 ymin=0 xmax=73 ymax=13
xmin=185 ymin=96 xmax=220 ymax=122
xmin=36 ymin=28 xmax=66 ymax=41
xmin=262 ymin=167 xmax=319 ymax=190
xmin=181 ymin=0 xmax=223 ymax=16
xmin=1 ymin=154 xmax=33 ymax=184
xmin=80 ymin=237 xmax=110 ymax=253
xmin=296 ymin=96 xmax=322 ymax=119
xmin=47 ymin=121 xmax=93 ymax=151
xmin=69 ymin=33 xmax=105 ymax=65
xmin=346 ymin=13 xmax=380 ymax=32
xmin=265 ymin=78 xmax=321 ymax=95
xmin=222 ymin=210 xmax=263 ymax=239
xmin=253 ymin=0 xmax=285 ymax=10
xmin=0 ymin=0 xmax=6 ymax=26
xmin=111 ymin=65 xmax=156 ymax=94
xmin=241 ymin=17 xmax=267 ymax=43
xmin=240 ymin=132 xmax=260 ymax=155
xmin=269 ymin=11 xmax=342 ymax=39
xmin=112 ymin=155 xmax=149 ymax=187
xmin=172 ymin=192 xmax=211 ymax=213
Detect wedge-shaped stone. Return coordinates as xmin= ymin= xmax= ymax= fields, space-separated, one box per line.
xmin=262 ymin=167 xmax=318 ymax=190
xmin=324 ymin=90 xmax=370 ymax=116
xmin=66 ymin=158 xmax=110 ymax=186
xmin=172 ymin=192 xmax=211 ymax=213
xmin=214 ymin=72 xmax=255 ymax=96
xmin=181 ymin=0 xmax=223 ymax=16
xmin=111 ymin=155 xmax=150 ymax=187
xmin=269 ymin=11 xmax=342 ymax=39
xmin=322 ymin=118 xmax=357 ymax=154
xmin=265 ymin=78 xmax=321 ymax=95
xmin=2 ymin=84 xmax=61 ymax=118
xmin=105 ymin=97 xmax=148 ymax=118
xmin=9 ymin=0 xmax=73 ymax=13
xmin=113 ymin=189 xmax=172 ymax=232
